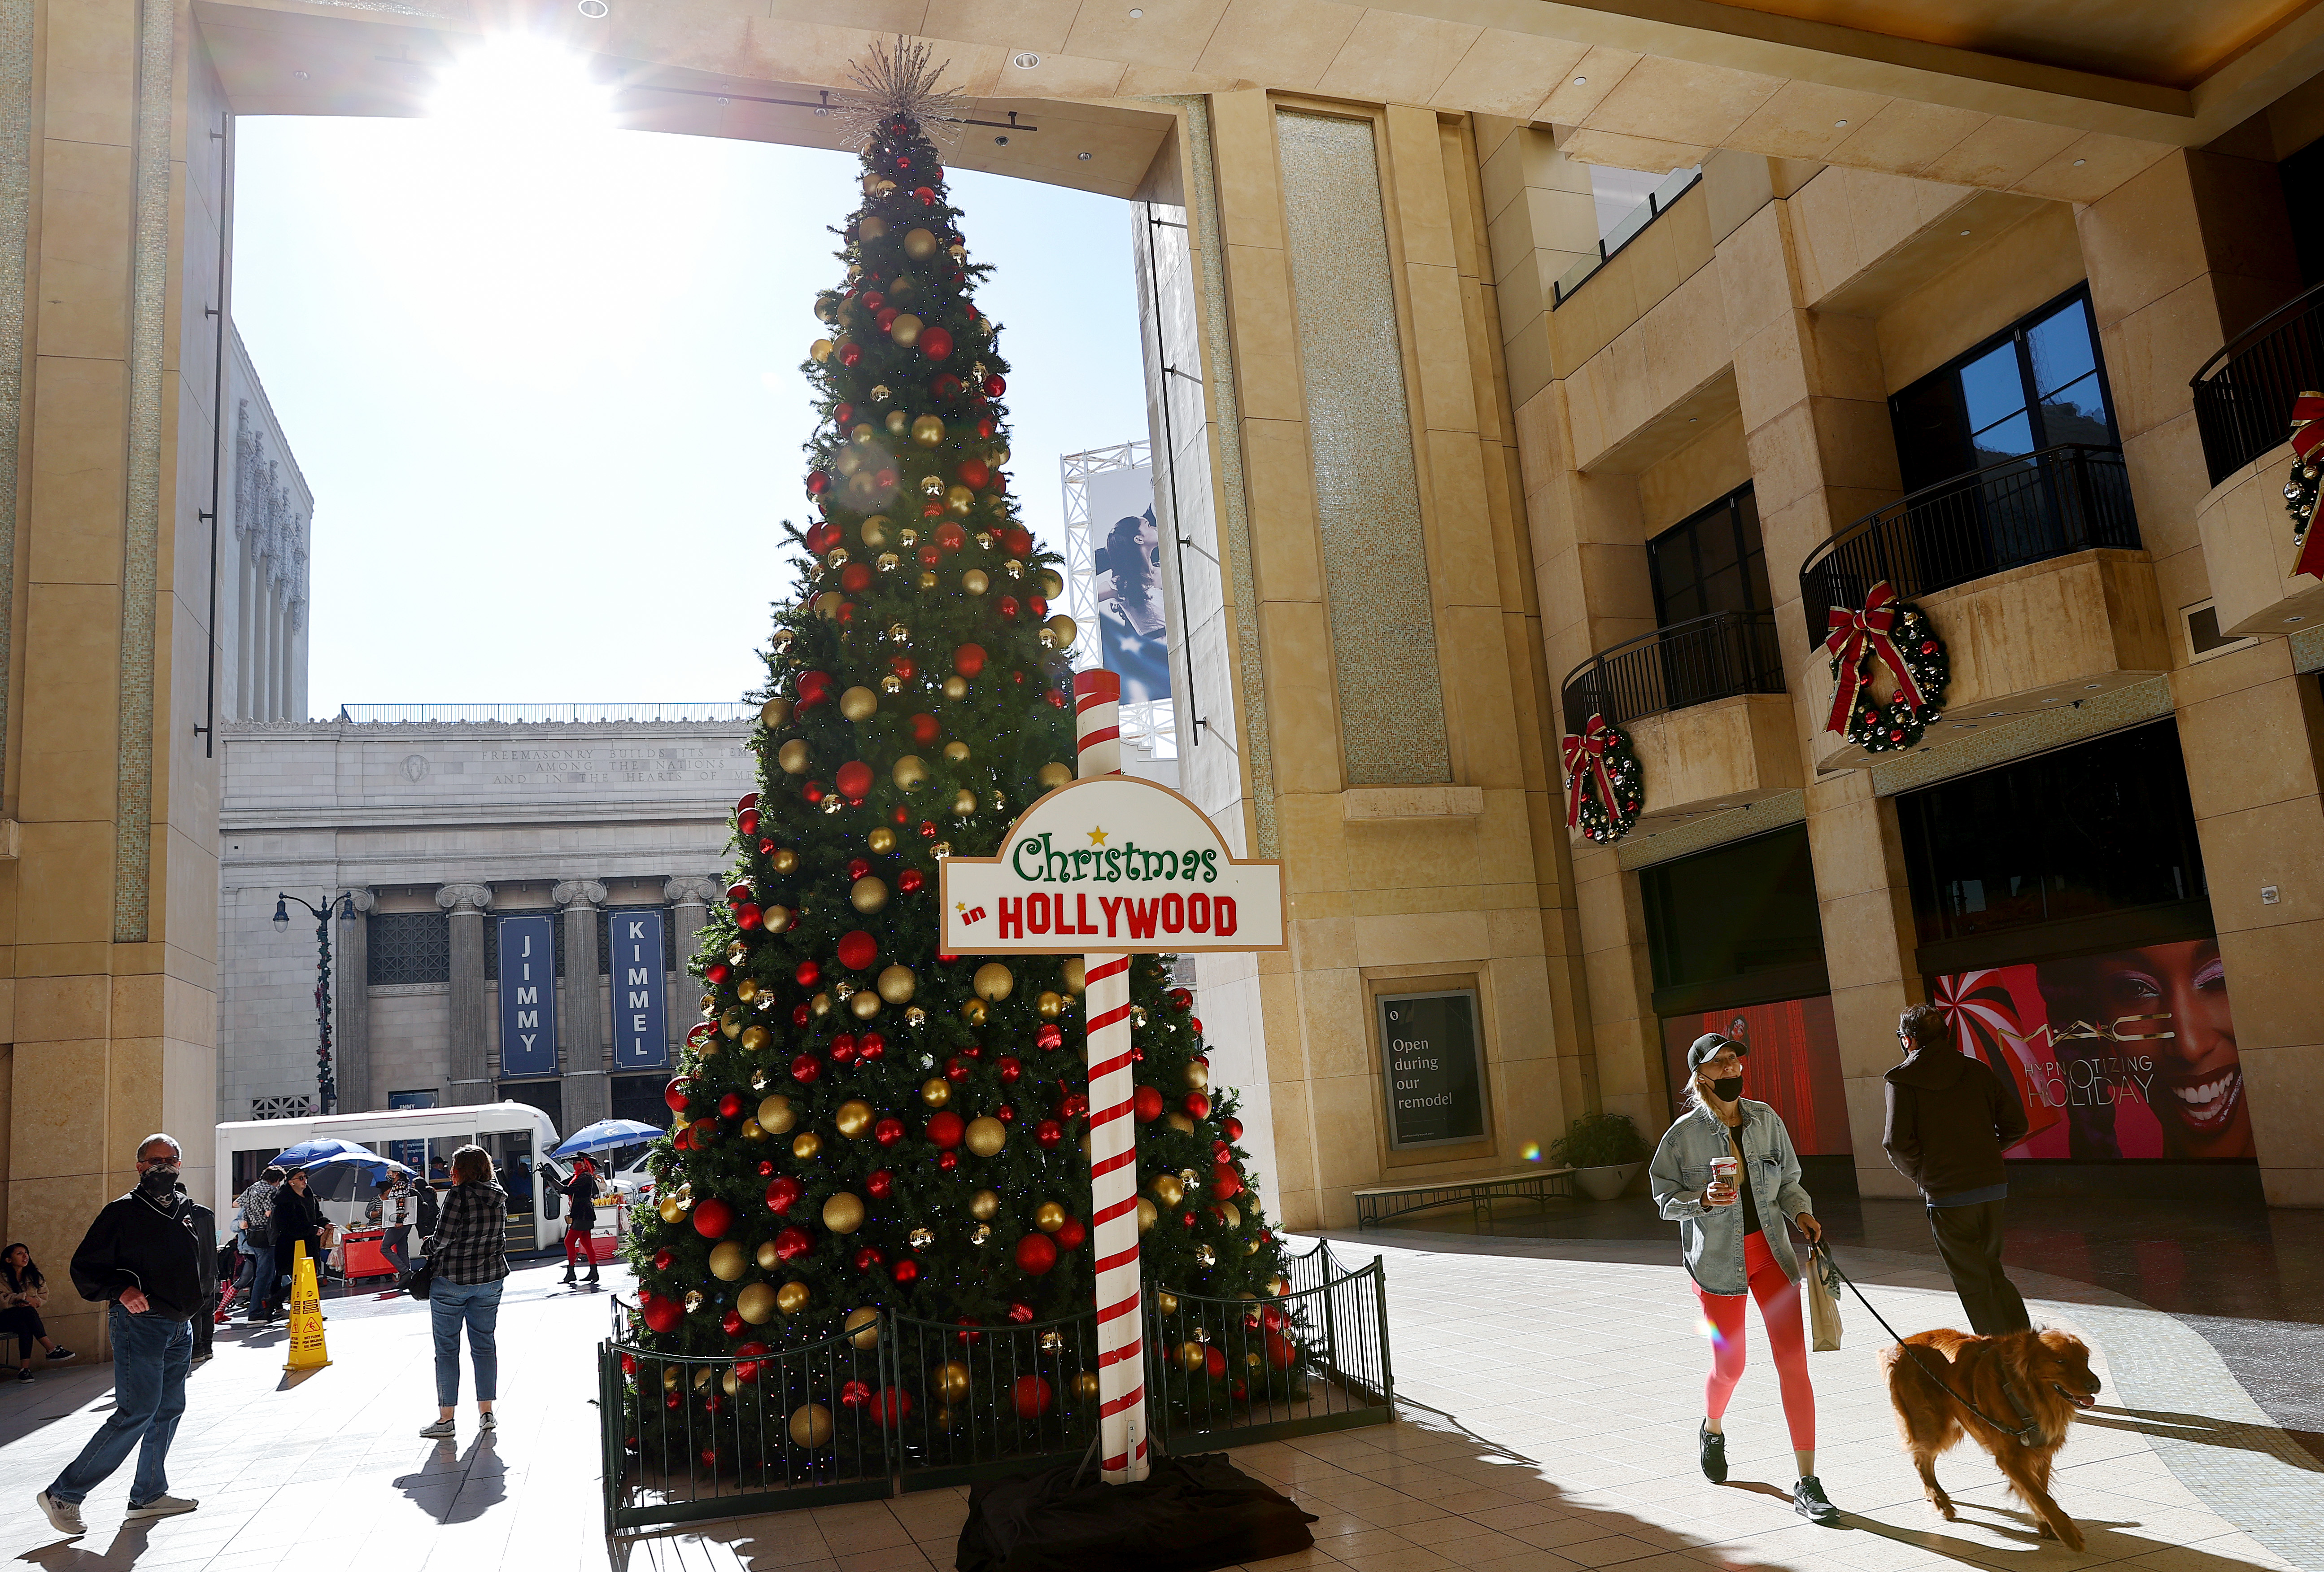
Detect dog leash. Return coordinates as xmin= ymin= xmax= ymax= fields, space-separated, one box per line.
xmin=1813 ymin=1242 xmax=2042 ymax=1446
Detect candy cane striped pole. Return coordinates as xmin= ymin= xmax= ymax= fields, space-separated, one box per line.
xmin=1075 ymin=668 xmax=1147 ymax=1483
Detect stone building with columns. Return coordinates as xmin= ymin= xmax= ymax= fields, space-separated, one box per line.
xmin=217 ymin=714 xmax=758 ymax=1139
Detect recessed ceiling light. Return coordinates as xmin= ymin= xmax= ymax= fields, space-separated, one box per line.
xmin=1959 ymin=229 xmax=1971 ymax=237
xmin=1573 ymin=76 xmax=1587 ymax=85
xmin=293 ymin=69 xmax=309 ymax=79
xmin=2287 ymin=614 xmax=2306 ymax=623
xmin=1986 ymin=711 xmax=2004 ymax=717
xmin=994 ymin=134 xmax=1010 ymax=145
xmin=1954 ymin=723 xmax=1976 ymax=728
xmin=2085 ymin=683 xmax=2101 ymax=689
xmin=1077 ymin=151 xmax=1092 ymax=160
xmin=577 ymin=0 xmax=607 ymax=15
xmin=1833 ymin=119 xmax=1847 ymax=128
xmin=2073 ymin=158 xmax=2087 ymax=166
xmin=1129 ymin=5 xmax=1143 ymax=13
xmin=1013 ymin=51 xmax=1041 ymax=68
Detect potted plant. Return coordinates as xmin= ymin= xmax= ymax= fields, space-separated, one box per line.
xmin=1552 ymin=1113 xmax=1648 ymax=1200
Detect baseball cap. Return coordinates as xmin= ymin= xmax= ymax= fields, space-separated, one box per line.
xmin=1687 ymin=1032 xmax=1746 ymax=1074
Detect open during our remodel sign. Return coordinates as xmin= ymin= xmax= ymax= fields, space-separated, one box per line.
xmin=1378 ymin=989 xmax=1487 ymax=1147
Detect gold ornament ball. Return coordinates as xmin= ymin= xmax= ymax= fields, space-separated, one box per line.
xmin=942 ymin=740 xmax=971 ymax=764
xmin=921 ymin=1077 xmax=952 ymax=1108
xmin=1151 ymin=1175 xmax=1185 ymax=1210
xmin=776 ymin=1280 xmax=812 ymax=1316
xmin=834 ymin=1099 xmax=874 ymax=1139
xmin=1186 ymin=1061 xmax=1210 ymax=1092
xmin=1071 ymin=1371 xmax=1100 ymax=1402
xmin=736 ymin=1282 xmax=779 ymax=1325
xmin=964 ymin=1116 xmax=1007 ymax=1157
xmin=661 ymin=1365 xmax=681 ymax=1390
xmin=951 ymin=789 xmax=978 ymax=817
xmin=859 ymin=214 xmax=888 ymax=240
xmin=1166 ymin=1114 xmax=1196 ymax=1135
xmin=777 ymin=740 xmax=811 ymax=775
xmin=910 ymin=414 xmax=945 ymax=446
xmin=1062 ymin=957 xmax=1087 ymax=995
xmin=945 ymin=485 xmax=975 ymax=515
xmin=740 ymin=1025 xmax=772 ymax=1052
xmin=788 ymin=1403 xmax=833 ymax=1448
xmin=1041 ymin=614 xmax=1079 ymax=650
xmin=973 ymin=962 xmax=1015 ymax=1002
xmin=708 ymin=1241 xmax=749 ymax=1281
xmin=810 ymin=338 xmax=833 ymax=362
xmin=851 ymin=876 xmax=889 ymax=914
xmin=969 ymin=1188 xmax=1000 ymax=1221
xmin=1036 ymin=990 xmax=1064 ymax=1021
xmin=849 ymin=991 xmax=882 ymax=1021
xmin=757 ymin=1095 xmax=795 ymax=1133
xmin=1268 ymin=1276 xmax=1291 ymax=1298
xmin=721 ymin=1368 xmax=740 ymax=1397
xmin=736 ymin=977 xmax=760 ymax=1003
xmin=1214 ymin=1201 xmax=1242 ymax=1229
xmin=961 ymin=568 xmax=990 ymax=596
xmin=845 ymin=1306 xmax=881 ymax=1348
xmin=1035 ymin=568 xmax=1065 ymax=598
xmin=793 ymin=1131 xmax=822 ymax=1161
xmin=892 ymin=755 xmax=929 ymax=790
xmin=918 ymin=570 xmax=940 ymax=591
xmin=764 ymin=904 xmax=794 ymax=934
xmin=721 ymin=1008 xmax=744 ymax=1039
xmin=1136 ymin=1198 xmax=1158 ymax=1233
xmin=962 ymin=997 xmax=988 ymax=1026
xmin=903 ymin=227 xmax=939 ymax=260
xmin=1033 ymin=1201 xmax=1067 ymax=1233
xmin=811 ymin=991 xmax=833 ymax=1017
xmin=840 ymin=685 xmax=879 ymax=721
xmin=755 ymin=1240 xmax=783 ymax=1271
xmin=942 ymin=675 xmax=969 ymax=700
xmin=759 ymin=696 xmax=793 ymax=729
xmin=822 ymin=1192 xmax=866 ymax=1234
xmin=878 ymin=965 xmax=917 ymax=1004
xmin=862 ymin=514 xmax=892 ymax=546
xmin=1156 ymin=1289 xmax=1179 ymax=1316
xmin=1178 ymin=1343 xmax=1207 ymax=1373
xmin=771 ymin=847 xmax=799 ymax=874
xmin=889 ymin=312 xmax=923 ymax=347
xmin=1036 ymin=763 xmax=1073 ymax=791
xmin=933 ymin=1361 xmax=972 ymax=1402
xmin=658 ymin=1195 xmax=685 ymax=1224
xmin=740 ymin=1118 xmax=766 ymax=1142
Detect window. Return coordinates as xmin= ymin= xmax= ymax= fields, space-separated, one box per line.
xmin=1890 ymin=288 xmax=2119 ymax=493
xmin=1641 ymin=825 xmax=1825 ymax=998
xmin=367 ymin=912 xmax=449 ymax=985
xmin=1896 ymin=721 xmax=2207 ymax=946
xmin=1647 ymin=485 xmax=1769 ymax=628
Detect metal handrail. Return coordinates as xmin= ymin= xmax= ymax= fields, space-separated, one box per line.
xmin=1797 ymin=444 xmax=2138 ymax=651
xmin=1552 ymin=166 xmax=1704 ymax=309
xmin=2189 ymin=281 xmax=2324 ymax=485
xmin=1559 ymin=610 xmax=1784 ymax=734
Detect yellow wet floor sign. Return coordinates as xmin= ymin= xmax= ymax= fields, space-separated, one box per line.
xmin=283 ymin=1241 xmax=331 ymax=1371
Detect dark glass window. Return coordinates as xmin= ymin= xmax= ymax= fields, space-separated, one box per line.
xmin=2280 ymin=137 xmax=2324 ymax=288
xmin=611 ymin=1076 xmax=670 ymax=1129
xmin=1642 ymin=825 xmax=1825 ymax=991
xmin=1648 ymin=485 xmax=1769 ymax=627
xmin=367 ymin=912 xmax=449 ymax=986
xmin=1890 ymin=288 xmax=2119 ymax=493
xmin=1896 ymin=721 xmax=2206 ymax=944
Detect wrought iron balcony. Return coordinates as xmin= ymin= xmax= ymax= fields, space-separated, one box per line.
xmin=1799 ymin=444 xmax=2138 ymax=651
xmin=2191 ymin=280 xmax=2324 ymax=487
xmin=1560 ymin=611 xmax=1785 ymax=735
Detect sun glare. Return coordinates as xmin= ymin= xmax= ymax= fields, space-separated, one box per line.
xmin=429 ymin=35 xmax=612 ymax=140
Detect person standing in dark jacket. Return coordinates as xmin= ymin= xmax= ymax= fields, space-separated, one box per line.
xmin=558 ymin=1157 xmax=601 ymax=1288
xmin=35 ymin=1135 xmax=205 ymax=1538
xmin=269 ymin=1169 xmax=324 ymax=1314
xmin=1882 ymin=1004 xmax=2032 ymax=1334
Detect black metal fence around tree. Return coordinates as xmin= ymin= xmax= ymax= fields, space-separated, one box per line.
xmin=2190 ymin=280 xmax=2324 ymax=488
xmin=596 ymin=1240 xmax=1393 ymax=1535
xmin=1560 ymin=610 xmax=1784 ymax=735
xmin=1798 ymin=443 xmax=2138 ymax=652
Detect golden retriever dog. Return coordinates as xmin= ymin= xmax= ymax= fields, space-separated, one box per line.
xmin=1881 ymin=1327 xmax=2102 ymax=1551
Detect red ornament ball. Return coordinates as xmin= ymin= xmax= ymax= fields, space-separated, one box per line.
xmin=1055 ymin=1216 xmax=1086 ymax=1251
xmin=720 ymin=1310 xmax=745 ymax=1338
xmin=954 ymin=643 xmax=987 ymax=679
xmin=867 ymin=1167 xmax=894 ymax=1199
xmin=836 ymin=761 xmax=874 ymax=800
xmin=718 ymin=1092 xmax=742 ymax=1119
xmin=874 ymin=1117 xmax=905 ymax=1148
xmin=1034 ymin=1119 xmax=1064 ymax=1150
xmin=664 ymin=1078 xmax=692 ymax=1113
xmin=937 ymin=1150 xmax=959 ymax=1172
xmin=758 ymin=1159 xmax=775 ymax=1178
xmin=736 ymin=904 xmax=763 ymax=931
xmin=837 ymin=930 xmax=879 ymax=971
xmin=639 ymin=1292 xmax=684 ymax=1335
xmin=927 ymin=1111 xmax=965 ymax=1149
xmin=984 ymin=373 xmax=1007 ymax=398
xmin=1006 ymin=1301 xmax=1035 ymax=1324
xmin=1035 ymin=1023 xmax=1064 ymax=1052
xmin=899 ymin=868 xmax=925 ymax=893
xmin=1223 ymin=1116 xmax=1244 ymax=1142
xmin=957 ymin=458 xmax=989 ymax=489
xmin=765 ymin=1176 xmax=802 ymax=1214
xmin=840 ymin=562 xmax=872 ymax=594
xmin=920 ymin=326 xmax=953 ymax=360
xmin=860 ymin=1031 xmax=886 ymax=1060
xmin=910 ymin=713 xmax=940 ymax=747
xmin=1134 ymin=1086 xmax=1165 ymax=1122
xmin=692 ymin=1198 xmax=735 ymax=1239
xmin=853 ymin=1246 xmax=885 ymax=1273
xmin=1003 ymin=527 xmax=1033 ymax=557
xmin=874 ymin=1387 xmax=914 ymax=1427
xmin=652 ymin=1249 xmax=673 ymax=1271
xmin=795 ymin=960 xmax=821 ymax=988
xmin=705 ymin=962 xmax=729 ymax=986
xmin=1014 ymin=1232 xmax=1058 ymax=1275
xmin=892 ymin=1259 xmax=920 ymax=1285
xmin=997 ymin=1054 xmax=1022 ymax=1084
xmin=1213 ymin=1167 xmax=1243 ymax=1201
xmin=792 ymin=1004 xmax=812 ymax=1027
xmin=791 ymin=1054 xmax=822 ymax=1085
xmin=1012 ymin=1375 xmax=1051 ymax=1418
xmin=1185 ymin=1092 xmax=1211 ymax=1121
xmin=773 ymin=1226 xmax=812 ymax=1262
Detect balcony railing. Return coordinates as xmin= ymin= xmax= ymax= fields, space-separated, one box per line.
xmin=1560 ymin=611 xmax=1784 ymax=734
xmin=2191 ymin=280 xmax=2324 ymax=487
xmin=1552 ymin=167 xmax=1702 ymax=309
xmin=1799 ymin=445 xmax=2138 ymax=652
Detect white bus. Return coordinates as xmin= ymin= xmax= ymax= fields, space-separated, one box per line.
xmin=213 ymin=1102 xmax=567 ymax=1255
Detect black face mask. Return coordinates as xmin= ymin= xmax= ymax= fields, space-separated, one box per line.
xmin=138 ymin=1166 xmax=180 ymax=1197
xmin=1709 ymin=1076 xmax=1744 ymax=1103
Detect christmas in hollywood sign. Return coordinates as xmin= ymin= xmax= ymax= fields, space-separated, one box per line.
xmin=940 ymin=670 xmax=1285 ymax=1484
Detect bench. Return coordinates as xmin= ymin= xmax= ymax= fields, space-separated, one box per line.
xmin=1352 ymin=1167 xmax=1576 ymax=1230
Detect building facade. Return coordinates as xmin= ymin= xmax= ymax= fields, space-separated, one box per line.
xmin=221 ymin=326 xmax=311 ymax=724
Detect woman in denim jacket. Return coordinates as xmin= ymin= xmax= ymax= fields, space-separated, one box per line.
xmin=1651 ymin=1031 xmax=1838 ymax=1525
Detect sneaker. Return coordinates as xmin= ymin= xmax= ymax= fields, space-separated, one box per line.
xmin=44 ymin=1347 xmax=73 ymax=1362
xmin=1794 ymin=1475 xmax=1840 ymax=1525
xmin=125 ymin=1495 xmax=198 ymax=1520
xmin=419 ymin=1418 xmax=456 ymax=1439
xmin=1698 ymin=1421 xmax=1727 ymax=1483
xmin=35 ymin=1490 xmax=83 ymax=1537
xmin=479 ymin=1411 xmax=497 ymax=1432
xmin=14 ymin=1367 xmax=33 ymax=1383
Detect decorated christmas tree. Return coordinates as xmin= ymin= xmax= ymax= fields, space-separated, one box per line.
xmin=619 ymin=41 xmax=1295 ymax=1472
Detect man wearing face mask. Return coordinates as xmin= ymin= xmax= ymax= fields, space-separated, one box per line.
xmin=1882 ymin=1003 xmax=2031 ymax=1334
xmin=35 ymin=1135 xmax=205 ymax=1538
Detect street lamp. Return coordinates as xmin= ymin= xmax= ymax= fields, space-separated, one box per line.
xmin=275 ymin=891 xmax=356 ymax=1116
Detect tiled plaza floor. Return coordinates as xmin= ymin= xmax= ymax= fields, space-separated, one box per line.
xmin=0 ymin=1233 xmax=2315 ymax=1572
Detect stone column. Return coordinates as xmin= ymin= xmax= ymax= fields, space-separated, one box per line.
xmin=439 ymin=884 xmax=494 ymax=1106
xmin=335 ymin=890 xmax=375 ymax=1114
xmin=556 ymin=880 xmax=610 ymax=1128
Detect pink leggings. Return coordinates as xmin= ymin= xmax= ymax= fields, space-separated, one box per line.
xmin=1693 ymin=1231 xmax=1815 ymax=1450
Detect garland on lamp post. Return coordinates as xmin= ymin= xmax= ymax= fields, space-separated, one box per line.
xmin=275 ymin=892 xmax=356 ymax=1115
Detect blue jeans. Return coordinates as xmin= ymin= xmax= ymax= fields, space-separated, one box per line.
xmin=430 ymin=1279 xmax=502 ymax=1406
xmin=48 ymin=1305 xmax=192 ymax=1507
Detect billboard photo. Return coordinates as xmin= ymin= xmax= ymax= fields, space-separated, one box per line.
xmin=1929 ymin=937 xmax=2250 ymax=1162
xmin=1084 ymin=463 xmax=1169 ymax=705
xmin=1661 ymin=995 xmax=1850 ymax=1155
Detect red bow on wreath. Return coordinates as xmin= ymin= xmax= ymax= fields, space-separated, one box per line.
xmin=1823 ymin=581 xmax=1927 ymax=735
xmin=2290 ymin=392 xmax=2324 ymax=581
xmin=1561 ymin=713 xmax=1619 ymax=830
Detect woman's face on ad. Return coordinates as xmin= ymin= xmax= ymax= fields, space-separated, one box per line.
xmin=2089 ymin=940 xmax=2246 ymax=1158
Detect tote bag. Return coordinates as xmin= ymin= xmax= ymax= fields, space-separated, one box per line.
xmin=1805 ymin=1245 xmax=1844 ymax=1352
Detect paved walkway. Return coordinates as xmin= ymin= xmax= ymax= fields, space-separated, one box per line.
xmin=0 ymin=1238 xmax=2312 ymax=1572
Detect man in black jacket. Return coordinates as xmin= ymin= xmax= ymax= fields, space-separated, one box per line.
xmin=1882 ymin=1004 xmax=2033 ymax=1334
xmin=35 ymin=1135 xmax=206 ymax=1538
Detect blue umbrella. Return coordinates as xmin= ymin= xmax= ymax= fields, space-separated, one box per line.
xmin=267 ymin=1137 xmax=383 ymax=1170
xmin=552 ymin=1119 xmax=662 ymax=1159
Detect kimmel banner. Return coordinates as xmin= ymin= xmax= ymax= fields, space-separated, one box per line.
xmin=939 ymin=776 xmax=1285 ymax=955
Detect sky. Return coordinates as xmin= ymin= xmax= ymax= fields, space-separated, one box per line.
xmin=231 ymin=44 xmax=1147 ymax=717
